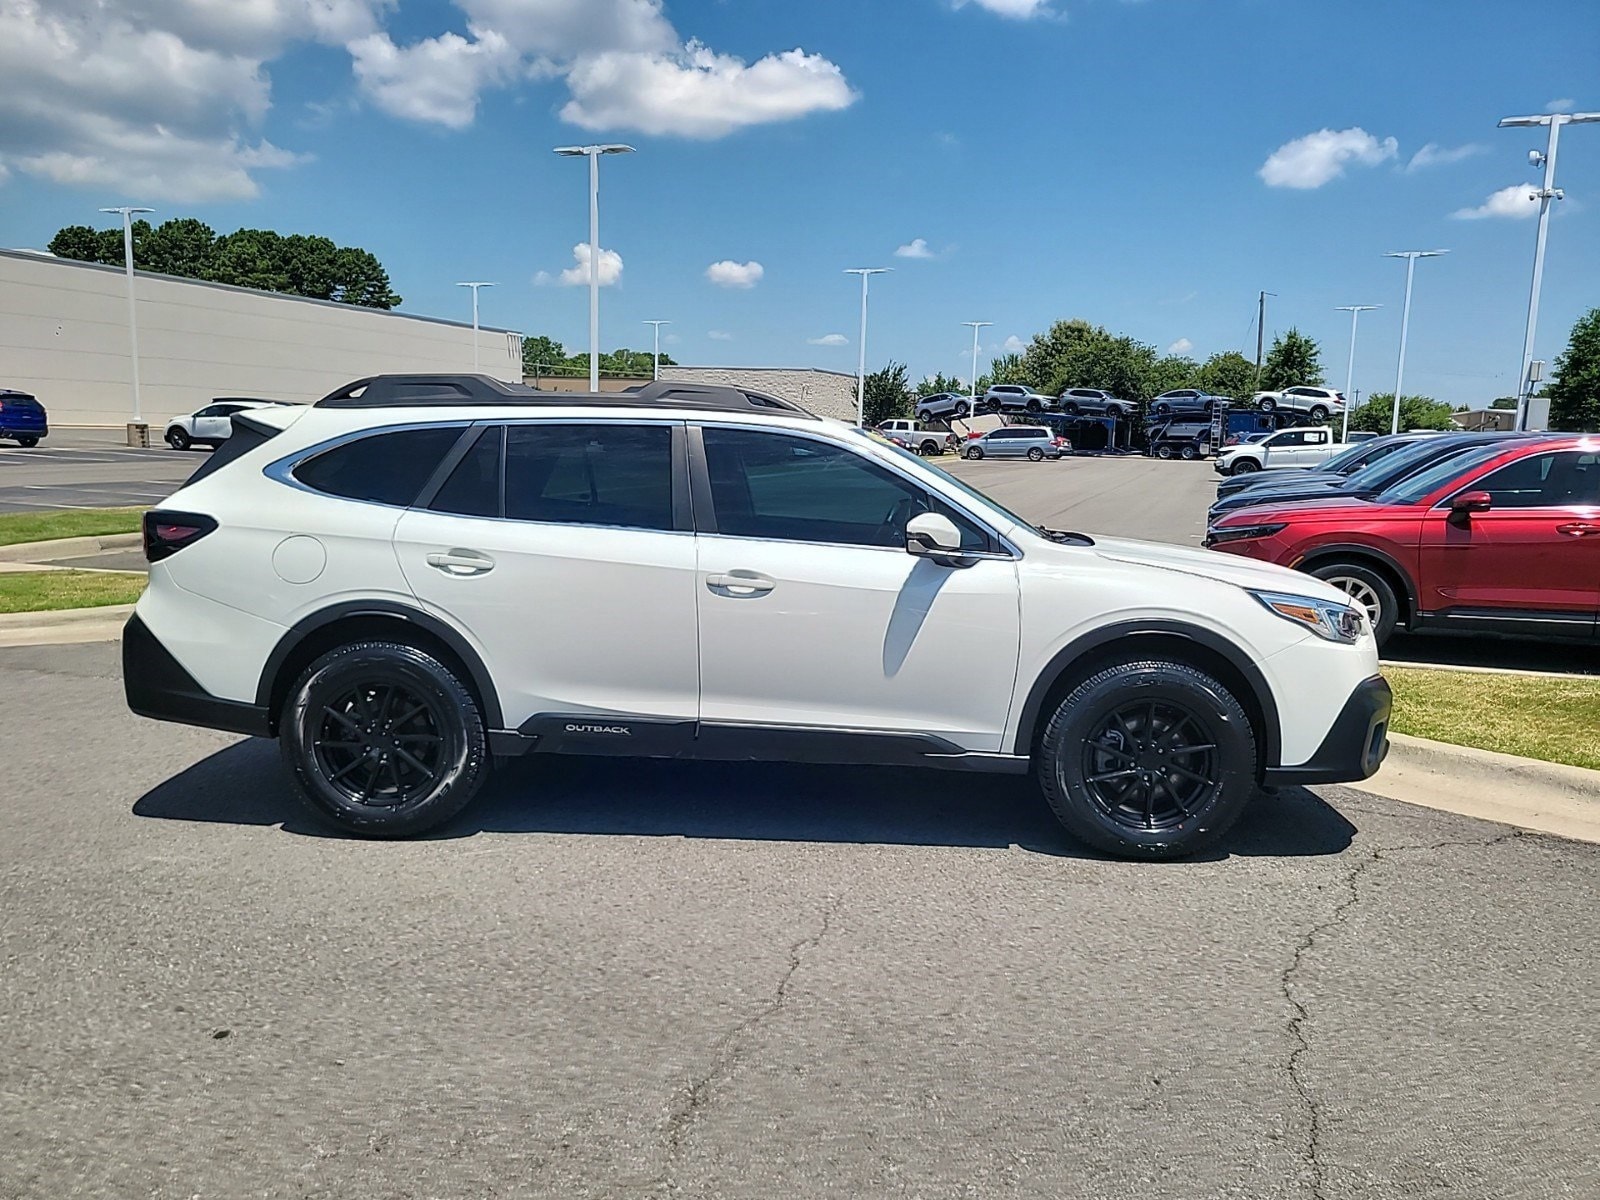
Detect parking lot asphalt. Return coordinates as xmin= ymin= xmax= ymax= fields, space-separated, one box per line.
xmin=0 ymin=428 xmax=200 ymax=513
xmin=2 ymin=640 xmax=1596 ymax=1199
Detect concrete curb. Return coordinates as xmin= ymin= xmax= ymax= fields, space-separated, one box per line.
xmin=0 ymin=603 xmax=135 ymax=648
xmin=1342 ymin=732 xmax=1600 ymax=846
xmin=0 ymin=532 xmax=143 ymax=563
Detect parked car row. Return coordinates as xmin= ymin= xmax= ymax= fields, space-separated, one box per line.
xmin=914 ymin=384 xmax=1348 ymax=426
xmin=1206 ymin=430 xmax=1600 ymax=648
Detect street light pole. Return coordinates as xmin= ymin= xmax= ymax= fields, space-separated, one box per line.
xmin=455 ymin=282 xmax=496 ymax=372
xmin=554 ymin=144 xmax=635 ymax=391
xmin=962 ymin=321 xmax=992 ymax=409
xmin=1334 ymin=305 xmax=1380 ymax=441
xmin=1498 ymin=111 xmax=1598 ymax=429
xmin=1383 ymin=251 xmax=1447 ymax=435
xmin=845 ymin=268 xmax=890 ymax=426
xmin=100 ymin=205 xmax=153 ymax=431
xmin=644 ymin=320 xmax=670 ymax=380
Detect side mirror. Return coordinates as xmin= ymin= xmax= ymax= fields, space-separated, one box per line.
xmin=906 ymin=512 xmax=964 ymax=560
xmin=1451 ymin=490 xmax=1492 ymax=516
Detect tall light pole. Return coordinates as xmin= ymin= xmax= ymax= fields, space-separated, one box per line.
xmin=845 ymin=268 xmax=890 ymax=426
xmin=100 ymin=205 xmax=153 ymax=433
xmin=455 ymin=281 xmax=496 ymax=372
xmin=1498 ymin=111 xmax=1599 ymax=429
xmin=643 ymin=320 xmax=670 ymax=380
xmin=1334 ymin=305 xmax=1380 ymax=441
xmin=1384 ymin=251 xmax=1447 ymax=434
xmin=962 ymin=321 xmax=992 ymax=410
xmin=554 ymin=144 xmax=635 ymax=391
xmin=1254 ymin=290 xmax=1277 ymax=384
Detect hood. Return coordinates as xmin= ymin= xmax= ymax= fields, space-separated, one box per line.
xmin=1213 ymin=496 xmax=1378 ymax=525
xmin=1086 ymin=534 xmax=1348 ymax=603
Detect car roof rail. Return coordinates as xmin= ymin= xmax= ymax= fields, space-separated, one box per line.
xmin=312 ymin=373 xmax=816 ymax=418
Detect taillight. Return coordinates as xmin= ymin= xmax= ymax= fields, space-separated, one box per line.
xmin=143 ymin=510 xmax=218 ymax=562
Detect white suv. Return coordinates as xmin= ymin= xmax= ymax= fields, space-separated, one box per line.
xmin=1254 ymin=387 xmax=1346 ymax=422
xmin=164 ymin=398 xmax=291 ymax=451
xmin=124 ymin=375 xmax=1390 ymax=859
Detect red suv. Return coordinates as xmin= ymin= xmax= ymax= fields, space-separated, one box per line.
xmin=1205 ymin=435 xmax=1600 ymax=646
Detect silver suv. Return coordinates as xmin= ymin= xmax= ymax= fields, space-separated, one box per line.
xmin=1058 ymin=388 xmax=1132 ymax=419
xmin=961 ymin=425 xmax=1067 ymax=460
xmin=913 ymin=391 xmax=974 ymax=421
xmin=982 ymin=384 xmax=1055 ymax=414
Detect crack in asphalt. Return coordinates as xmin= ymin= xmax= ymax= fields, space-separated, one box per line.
xmin=657 ymin=894 xmax=844 ymax=1191
xmin=1280 ymin=830 xmax=1521 ymax=1200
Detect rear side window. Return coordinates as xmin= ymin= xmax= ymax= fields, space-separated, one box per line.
xmin=294 ymin=426 xmax=464 ymax=507
xmin=430 ymin=426 xmax=503 ymax=518
xmin=503 ymin=424 xmax=674 ymax=530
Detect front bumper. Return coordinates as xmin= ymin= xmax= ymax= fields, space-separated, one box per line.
xmin=123 ymin=613 xmax=272 ymax=737
xmin=1263 ymin=674 xmax=1391 ymax=786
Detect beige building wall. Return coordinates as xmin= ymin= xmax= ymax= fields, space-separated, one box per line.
xmin=658 ymin=366 xmax=859 ymax=422
xmin=0 ymin=249 xmax=523 ymax=426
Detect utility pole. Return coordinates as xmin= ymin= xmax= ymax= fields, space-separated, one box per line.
xmin=455 ymin=282 xmax=496 ymax=371
xmin=1255 ymin=291 xmax=1277 ymax=387
xmin=643 ymin=320 xmax=670 ymax=380
xmin=554 ymin=144 xmax=635 ymax=391
xmin=100 ymin=206 xmax=154 ymax=440
xmin=844 ymin=268 xmax=890 ymax=426
xmin=1384 ymin=251 xmax=1448 ymax=435
xmin=1334 ymin=305 xmax=1381 ymax=442
xmin=1497 ymin=110 xmax=1598 ymax=429
xmin=962 ymin=321 xmax=992 ymax=410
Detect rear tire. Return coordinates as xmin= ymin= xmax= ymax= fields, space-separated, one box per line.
xmin=166 ymin=428 xmax=191 ymax=450
xmin=279 ymin=641 xmax=490 ymax=837
xmin=1156 ymin=444 xmax=1174 ymax=459
xmin=1180 ymin=444 xmax=1200 ymax=461
xmin=954 ymin=401 xmax=970 ymax=419
xmin=965 ymin=446 xmax=983 ymax=460
xmin=1037 ymin=660 xmax=1258 ymax=859
xmin=1309 ymin=561 xmax=1398 ymax=646
xmin=1027 ymin=446 xmax=1045 ymax=461
xmin=1026 ymin=399 xmax=1042 ymax=413
xmin=16 ymin=436 xmax=39 ymax=448
xmin=1258 ymin=397 xmax=1276 ymax=413
xmin=1309 ymin=405 xmax=1329 ymax=422
xmin=1064 ymin=402 xmax=1080 ymax=416
xmin=1153 ymin=402 xmax=1172 ymax=417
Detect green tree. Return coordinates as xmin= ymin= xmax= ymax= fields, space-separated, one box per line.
xmin=1490 ymin=396 xmax=1518 ymax=410
xmin=522 ymin=335 xmax=567 ymax=376
xmin=978 ymin=353 xmax=1027 ymax=389
xmin=1146 ymin=354 xmax=1199 ymax=398
xmin=862 ymin=361 xmax=912 ymax=426
xmin=47 ymin=225 xmax=106 ymax=263
xmin=1194 ymin=350 xmax=1257 ymax=402
xmin=142 ymin=218 xmax=217 ymax=278
xmin=1548 ymin=307 xmax=1600 ymax=432
xmin=329 ymin=247 xmax=401 ymax=308
xmin=1258 ymin=327 xmax=1325 ymax=391
xmin=915 ymin=372 xmax=966 ymax=398
xmin=1017 ymin=318 xmax=1201 ymax=403
xmin=1348 ymin=393 xmax=1457 ymax=433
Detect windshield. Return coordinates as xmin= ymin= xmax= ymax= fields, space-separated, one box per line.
xmin=852 ymin=429 xmax=1038 ymax=533
xmin=1374 ymin=443 xmax=1508 ymax=505
xmin=1320 ymin=440 xmax=1382 ymax=472
xmin=1343 ymin=438 xmax=1472 ymax=492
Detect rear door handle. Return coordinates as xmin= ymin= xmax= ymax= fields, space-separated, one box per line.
xmin=426 ymin=549 xmax=495 ymax=576
xmin=706 ymin=570 xmax=775 ymax=596
xmin=1556 ymin=523 xmax=1600 ymax=537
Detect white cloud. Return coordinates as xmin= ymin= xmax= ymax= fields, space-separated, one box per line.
xmin=1451 ymin=184 xmax=1540 ymax=220
xmin=1546 ymin=98 xmax=1575 ymax=113
xmin=1002 ymin=335 xmax=1026 ymax=354
xmin=707 ymin=330 xmax=733 ymax=341
xmin=536 ymin=243 xmax=624 ymax=286
xmin=954 ymin=0 xmax=1055 ymax=18
xmin=705 ymin=259 xmax=764 ymax=288
xmin=457 ymin=0 xmax=674 ymax=57
xmin=1405 ymin=142 xmax=1487 ymax=172
xmin=561 ymin=42 xmax=855 ymax=138
xmin=1259 ymin=127 xmax=1398 ymax=189
xmin=808 ymin=333 xmax=848 ymax=346
xmin=895 ymin=238 xmax=934 ymax=259
xmin=1166 ymin=338 xmax=1194 ymax=356
xmin=348 ymin=28 xmax=516 ymax=128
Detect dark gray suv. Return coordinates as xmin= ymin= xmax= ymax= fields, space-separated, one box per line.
xmin=1058 ymin=388 xmax=1132 ymax=419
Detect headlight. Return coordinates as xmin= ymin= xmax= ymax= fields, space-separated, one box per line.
xmin=1206 ymin=522 xmax=1286 ymax=544
xmin=1251 ymin=589 xmax=1364 ymax=644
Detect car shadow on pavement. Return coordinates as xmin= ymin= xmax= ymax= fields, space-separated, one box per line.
xmin=132 ymin=738 xmax=1356 ymax=861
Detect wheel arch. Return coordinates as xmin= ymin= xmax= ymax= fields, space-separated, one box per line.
xmin=256 ymin=600 xmax=504 ymax=734
xmin=1296 ymin=544 xmax=1417 ymax=627
xmin=1012 ymin=621 xmax=1281 ymax=775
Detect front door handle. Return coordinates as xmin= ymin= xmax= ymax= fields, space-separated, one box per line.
xmin=706 ymin=570 xmax=775 ymax=596
xmin=426 ymin=549 xmax=495 ymax=576
xmin=1556 ymin=523 xmax=1600 ymax=538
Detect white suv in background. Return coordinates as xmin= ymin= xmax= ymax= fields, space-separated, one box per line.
xmin=1254 ymin=387 xmax=1346 ymax=422
xmin=125 ymin=374 xmax=1389 ymax=859
xmin=164 ymin=398 xmax=291 ymax=450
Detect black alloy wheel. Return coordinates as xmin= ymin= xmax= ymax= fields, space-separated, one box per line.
xmin=280 ymin=641 xmax=489 ymax=836
xmin=1064 ymin=402 xmax=1081 ymax=415
xmin=1229 ymin=458 xmax=1260 ymax=474
xmin=166 ymin=427 xmax=191 ymax=450
xmin=1038 ymin=660 xmax=1257 ymax=859
xmin=1026 ymin=399 xmax=1042 ymax=413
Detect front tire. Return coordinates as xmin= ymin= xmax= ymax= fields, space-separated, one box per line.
xmin=1038 ymin=660 xmax=1258 ymax=859
xmin=165 ymin=428 xmax=191 ymax=450
xmin=954 ymin=401 xmax=970 ymax=419
xmin=1153 ymin=402 xmax=1172 ymax=417
xmin=279 ymin=641 xmax=490 ymax=837
xmin=1309 ymin=405 xmax=1329 ymax=422
xmin=1228 ymin=459 xmax=1261 ymax=475
xmin=1309 ymin=561 xmax=1398 ymax=645
xmin=16 ymin=436 xmax=39 ymax=448
xmin=964 ymin=446 xmax=983 ymax=460
xmin=1258 ymin=397 xmax=1276 ymax=413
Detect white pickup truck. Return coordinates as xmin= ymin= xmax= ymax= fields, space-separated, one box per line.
xmin=1213 ymin=425 xmax=1342 ymax=476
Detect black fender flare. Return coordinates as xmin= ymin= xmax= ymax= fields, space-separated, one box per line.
xmin=256 ymin=599 xmax=504 ymax=729
xmin=1011 ymin=618 xmax=1281 ymax=766
xmin=1294 ymin=543 xmax=1419 ymax=624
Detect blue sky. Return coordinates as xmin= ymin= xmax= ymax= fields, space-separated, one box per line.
xmin=2 ymin=0 xmax=1596 ymax=406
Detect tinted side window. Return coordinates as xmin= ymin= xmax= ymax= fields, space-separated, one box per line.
xmin=295 ymin=426 xmax=465 ymax=507
xmin=1472 ymin=452 xmax=1600 ymax=508
xmin=1272 ymin=431 xmax=1308 ymax=446
xmin=702 ymin=428 xmax=993 ymax=550
xmin=430 ymin=425 xmax=503 ymax=518
xmin=503 ymin=424 xmax=674 ymax=530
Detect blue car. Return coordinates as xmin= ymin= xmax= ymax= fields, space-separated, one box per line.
xmin=0 ymin=390 xmax=47 ymax=447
